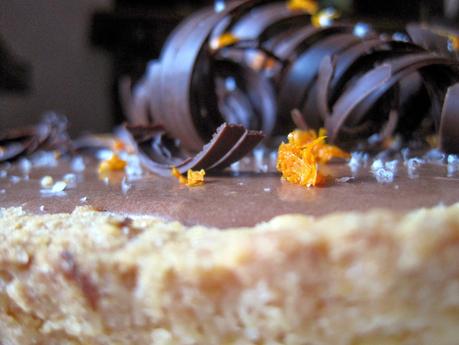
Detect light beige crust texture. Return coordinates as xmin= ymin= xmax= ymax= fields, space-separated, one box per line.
xmin=0 ymin=205 xmax=459 ymax=345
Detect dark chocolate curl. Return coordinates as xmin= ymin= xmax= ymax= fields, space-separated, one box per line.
xmin=326 ymin=64 xmax=392 ymax=141
xmin=124 ymin=123 xmax=263 ymax=177
xmin=406 ymin=23 xmax=457 ymax=60
xmin=0 ymin=114 xmax=70 ymax=163
xmin=439 ymin=83 xmax=459 ymax=154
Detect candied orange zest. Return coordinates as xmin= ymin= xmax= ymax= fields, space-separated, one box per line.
xmin=277 ymin=129 xmax=349 ymax=187
xmin=449 ymin=35 xmax=459 ymax=51
xmin=210 ymin=33 xmax=239 ymax=51
xmin=287 ymin=0 xmax=319 ymax=14
xmin=186 ymin=169 xmax=206 ymax=186
xmin=318 ymin=127 xmax=328 ymax=138
xmin=171 ymin=167 xmax=187 ymax=185
xmin=251 ymin=53 xmax=277 ymax=71
xmin=112 ymin=139 xmax=127 ymax=153
xmin=172 ymin=167 xmax=205 ymax=186
xmin=98 ymin=154 xmax=127 ymax=174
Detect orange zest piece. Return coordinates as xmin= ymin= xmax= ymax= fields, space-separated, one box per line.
xmin=171 ymin=167 xmax=188 ymax=185
xmin=112 ymin=139 xmax=127 ymax=153
xmin=449 ymin=35 xmax=459 ymax=51
xmin=172 ymin=167 xmax=206 ymax=187
xmin=276 ymin=129 xmax=349 ymax=187
xmin=209 ymin=33 xmax=239 ymax=51
xmin=287 ymin=0 xmax=319 ymax=14
xmin=98 ymin=154 xmax=127 ymax=174
xmin=250 ymin=53 xmax=277 ymax=71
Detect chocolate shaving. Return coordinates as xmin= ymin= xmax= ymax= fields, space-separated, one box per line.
xmin=439 ymin=83 xmax=459 ymax=153
xmin=406 ymin=23 xmax=458 ymax=60
xmin=0 ymin=113 xmax=70 ymax=163
xmin=123 ymin=123 xmax=264 ymax=176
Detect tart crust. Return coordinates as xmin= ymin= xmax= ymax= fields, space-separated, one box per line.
xmin=0 ymin=205 xmax=458 ymax=345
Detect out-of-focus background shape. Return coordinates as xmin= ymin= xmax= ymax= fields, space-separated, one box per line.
xmin=0 ymin=1 xmax=112 ymax=134
xmin=0 ymin=0 xmax=457 ymax=135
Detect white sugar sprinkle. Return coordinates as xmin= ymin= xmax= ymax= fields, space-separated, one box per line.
xmin=253 ymin=147 xmax=265 ymax=171
xmin=30 ymin=151 xmax=58 ymax=168
xmin=121 ymin=177 xmax=131 ymax=194
xmin=80 ymin=196 xmax=88 ymax=203
xmin=19 ymin=158 xmax=32 ymax=175
xmin=96 ymin=149 xmax=113 ymax=161
xmin=63 ymin=173 xmax=77 ymax=188
xmin=214 ymin=0 xmax=225 ymax=13
xmin=39 ymin=205 xmax=45 ymax=212
xmin=125 ymin=155 xmax=143 ymax=178
xmin=348 ymin=152 xmax=369 ymax=175
xmin=447 ymin=154 xmax=459 ymax=177
xmin=230 ymin=162 xmax=240 ymax=172
xmin=263 ymin=187 xmax=271 ymax=192
xmin=424 ymin=149 xmax=445 ymax=164
xmin=269 ymin=151 xmax=278 ymax=167
xmin=384 ymin=160 xmax=399 ymax=173
xmin=71 ymin=156 xmax=86 ymax=172
xmin=51 ymin=181 xmax=67 ymax=193
xmin=40 ymin=176 xmax=54 ymax=189
xmin=373 ymin=169 xmax=395 ymax=184
xmin=401 ymin=148 xmax=411 ymax=162
xmin=405 ymin=157 xmax=425 ymax=179
xmin=371 ymin=159 xmax=398 ymax=184
xmin=336 ymin=176 xmax=355 ymax=183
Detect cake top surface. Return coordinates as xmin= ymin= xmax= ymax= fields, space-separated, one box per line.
xmin=0 ymin=154 xmax=458 ymax=228
xmin=1 ymin=2 xmax=459 ymax=229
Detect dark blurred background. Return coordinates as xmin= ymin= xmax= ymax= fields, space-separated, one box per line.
xmin=1 ymin=0 xmax=458 ymax=135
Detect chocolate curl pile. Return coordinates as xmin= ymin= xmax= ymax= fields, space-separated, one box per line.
xmin=0 ymin=114 xmax=70 ymax=163
xmin=126 ymin=0 xmax=309 ymax=152
xmin=128 ymin=0 xmax=459 ymax=154
xmin=123 ymin=123 xmax=263 ymax=177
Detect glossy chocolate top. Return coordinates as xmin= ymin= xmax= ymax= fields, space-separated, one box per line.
xmin=0 ymin=155 xmax=458 ymax=228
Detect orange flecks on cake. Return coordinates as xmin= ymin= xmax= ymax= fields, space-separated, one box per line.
xmin=98 ymin=154 xmax=127 ymax=175
xmin=209 ymin=33 xmax=240 ymax=51
xmin=250 ymin=53 xmax=277 ymax=71
xmin=112 ymin=139 xmax=136 ymax=154
xmin=287 ymin=0 xmax=319 ymax=14
xmin=287 ymin=129 xmax=350 ymax=164
xmin=448 ymin=35 xmax=459 ymax=51
xmin=276 ymin=129 xmax=349 ymax=187
xmin=172 ymin=167 xmax=206 ymax=187
xmin=112 ymin=139 xmax=127 ymax=153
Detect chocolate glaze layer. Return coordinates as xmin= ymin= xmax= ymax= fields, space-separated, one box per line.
xmin=1 ymin=156 xmax=458 ymax=228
